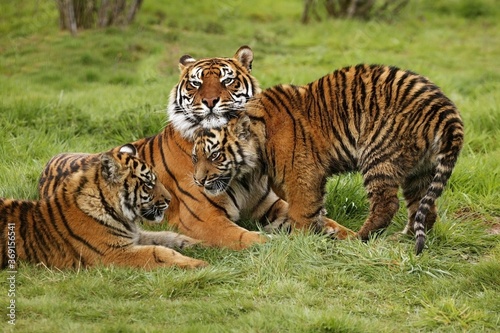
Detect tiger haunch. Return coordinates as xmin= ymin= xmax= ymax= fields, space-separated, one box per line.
xmin=2 ymin=145 xmax=206 ymax=269
xmin=192 ymin=64 xmax=464 ymax=254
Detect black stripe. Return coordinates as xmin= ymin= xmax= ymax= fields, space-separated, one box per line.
xmin=178 ymin=198 xmax=207 ymax=223
xmin=29 ymin=202 xmax=53 ymax=264
xmin=44 ymin=198 xmax=82 ymax=261
xmin=256 ymin=184 xmax=272 ymax=210
xmin=398 ymin=76 xmax=420 ymax=105
xmin=203 ymin=193 xmax=231 ymax=217
xmin=303 ymin=205 xmax=325 ymax=219
xmin=17 ymin=202 xmax=38 ymax=263
xmin=393 ymin=70 xmax=412 ymax=107
xmin=363 ymin=172 xmax=397 ymax=187
xmin=54 ymin=196 xmax=103 ymax=255
xmin=264 ymin=86 xmax=299 ymax=163
xmin=98 ymin=189 xmax=133 ymax=232
xmin=434 ymin=108 xmax=460 ymax=133
xmin=361 ymin=144 xmax=400 ymax=175
xmin=261 ymin=198 xmax=280 ymax=222
xmin=162 ymin=127 xmax=200 ymax=202
xmin=225 ymin=187 xmax=240 ymax=211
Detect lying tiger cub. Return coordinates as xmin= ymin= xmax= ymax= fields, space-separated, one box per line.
xmin=0 ymin=145 xmax=207 ymax=270
xmin=192 ymin=65 xmax=464 ymax=254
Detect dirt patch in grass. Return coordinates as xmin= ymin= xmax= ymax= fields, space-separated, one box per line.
xmin=454 ymin=207 xmax=500 ymax=235
xmin=487 ymin=222 xmax=500 ymax=235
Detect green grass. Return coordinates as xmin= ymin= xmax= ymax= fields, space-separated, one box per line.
xmin=1 ymin=0 xmax=499 ymax=332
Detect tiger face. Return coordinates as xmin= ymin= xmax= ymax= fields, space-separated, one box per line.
xmin=168 ymin=46 xmax=260 ymax=141
xmin=103 ymin=144 xmax=172 ymax=224
xmin=192 ymin=117 xmax=258 ymax=196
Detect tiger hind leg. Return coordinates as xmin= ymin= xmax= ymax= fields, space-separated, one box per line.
xmin=401 ymin=170 xmax=437 ymax=236
xmin=356 ymin=182 xmax=400 ymax=240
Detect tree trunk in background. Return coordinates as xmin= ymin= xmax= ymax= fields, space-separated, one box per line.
xmin=55 ymin=0 xmax=143 ymax=35
xmin=302 ymin=0 xmax=409 ymax=23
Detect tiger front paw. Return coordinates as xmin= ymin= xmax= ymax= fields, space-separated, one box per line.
xmin=322 ymin=218 xmax=356 ymax=240
xmin=183 ymin=258 xmax=209 ymax=269
xmin=171 ymin=234 xmax=205 ymax=249
xmin=263 ymin=217 xmax=291 ymax=234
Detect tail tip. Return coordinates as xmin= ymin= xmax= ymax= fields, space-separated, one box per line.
xmin=415 ymin=236 xmax=425 ymax=255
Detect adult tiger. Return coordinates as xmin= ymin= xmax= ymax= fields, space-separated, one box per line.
xmin=38 ymin=46 xmax=295 ymax=250
xmin=191 ymin=64 xmax=464 ymax=254
xmin=1 ymin=145 xmax=207 ymax=270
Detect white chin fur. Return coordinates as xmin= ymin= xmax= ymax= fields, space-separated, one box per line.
xmin=168 ymin=108 xmax=230 ymax=141
xmin=205 ymin=188 xmax=224 ymax=197
xmin=200 ymin=116 xmax=228 ymax=129
xmin=151 ymin=213 xmax=165 ymax=224
xmin=170 ymin=118 xmax=198 ymax=141
xmin=168 ymin=107 xmax=197 ymax=140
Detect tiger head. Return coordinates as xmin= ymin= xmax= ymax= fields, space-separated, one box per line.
xmin=168 ymin=45 xmax=260 ymax=141
xmin=191 ymin=116 xmax=258 ymax=196
xmin=100 ymin=144 xmax=172 ymax=224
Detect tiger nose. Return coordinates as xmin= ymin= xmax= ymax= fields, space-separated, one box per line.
xmin=194 ymin=174 xmax=206 ymax=186
xmin=202 ymin=96 xmax=220 ymax=110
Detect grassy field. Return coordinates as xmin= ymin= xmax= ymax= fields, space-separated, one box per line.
xmin=1 ymin=0 xmax=499 ymax=332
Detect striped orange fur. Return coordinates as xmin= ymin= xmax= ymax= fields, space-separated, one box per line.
xmin=38 ymin=47 xmax=290 ymax=250
xmin=2 ymin=145 xmax=206 ymax=269
xmin=192 ymin=64 xmax=464 ymax=254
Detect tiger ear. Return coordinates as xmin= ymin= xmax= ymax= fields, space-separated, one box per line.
xmin=100 ymin=153 xmax=127 ymax=184
xmin=233 ymin=115 xmax=251 ymax=140
xmin=179 ymin=54 xmax=196 ymax=71
xmin=234 ymin=45 xmax=253 ymax=72
xmin=118 ymin=144 xmax=138 ymax=157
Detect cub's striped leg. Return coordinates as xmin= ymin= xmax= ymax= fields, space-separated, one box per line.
xmin=261 ymin=198 xmax=290 ymax=233
xmin=356 ymin=181 xmax=400 ymax=240
xmin=401 ymin=171 xmax=437 ymax=235
xmin=284 ymin=176 xmax=355 ymax=239
xmin=103 ymin=245 xmax=208 ymax=270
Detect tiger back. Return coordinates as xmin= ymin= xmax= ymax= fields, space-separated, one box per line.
xmin=37 ymin=46 xmax=291 ymax=250
xmin=1 ymin=145 xmax=206 ymax=270
xmin=192 ymin=64 xmax=464 ymax=254
xmin=38 ymin=150 xmax=101 ymax=198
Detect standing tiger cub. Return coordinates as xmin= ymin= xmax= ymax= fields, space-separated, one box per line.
xmin=192 ymin=64 xmax=464 ymax=254
xmin=1 ymin=144 xmax=207 ymax=270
